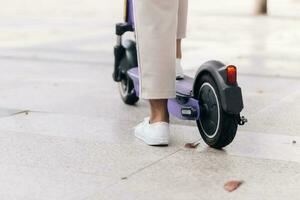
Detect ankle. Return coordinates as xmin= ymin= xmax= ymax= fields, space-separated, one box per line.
xmin=150 ymin=115 xmax=169 ymax=124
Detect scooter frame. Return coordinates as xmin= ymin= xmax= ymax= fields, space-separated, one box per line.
xmin=113 ymin=0 xmax=247 ymax=149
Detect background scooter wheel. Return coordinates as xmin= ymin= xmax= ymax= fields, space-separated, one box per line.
xmin=196 ymin=74 xmax=237 ymax=149
xmin=118 ymin=74 xmax=139 ymax=105
xmin=116 ymin=39 xmax=139 ymax=105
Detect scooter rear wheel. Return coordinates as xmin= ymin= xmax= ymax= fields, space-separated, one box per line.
xmin=196 ymin=74 xmax=237 ymax=149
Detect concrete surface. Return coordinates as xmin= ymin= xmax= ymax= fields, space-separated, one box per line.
xmin=0 ymin=0 xmax=300 ymax=199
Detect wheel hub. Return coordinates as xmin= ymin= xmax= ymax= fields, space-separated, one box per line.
xmin=199 ymin=83 xmax=220 ymax=138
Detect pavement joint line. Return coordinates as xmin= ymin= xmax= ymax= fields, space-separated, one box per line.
xmin=184 ymin=69 xmax=300 ymax=80
xmin=0 ymin=109 xmax=143 ymax=125
xmin=0 ymin=129 xmax=148 ymax=179
xmin=10 ymin=110 xmax=48 ymax=116
xmin=0 ymin=55 xmax=109 ymax=66
xmin=247 ymin=90 xmax=300 ymax=115
xmin=239 ymin=72 xmax=300 ymax=80
xmin=85 ymin=148 xmax=183 ymax=200
xmin=188 ymin=12 xmax=300 ymax=21
xmin=0 ymin=109 xmax=50 ymax=119
xmin=222 ymin=131 xmax=300 ymax=163
xmin=220 ymin=150 xmax=300 ymax=165
xmin=2 ymin=125 xmax=299 ymax=164
xmin=120 ymin=148 xmax=182 ymax=180
xmin=0 ymin=161 xmax=105 ymax=179
xmin=1 ymin=58 xmax=300 ymax=80
xmin=0 ymin=129 xmax=104 ymax=151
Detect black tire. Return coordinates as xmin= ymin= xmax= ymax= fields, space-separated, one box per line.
xmin=196 ymin=74 xmax=237 ymax=149
xmin=118 ymin=73 xmax=139 ymax=105
xmin=117 ymin=40 xmax=139 ymax=105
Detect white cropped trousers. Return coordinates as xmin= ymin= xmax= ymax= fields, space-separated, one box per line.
xmin=133 ymin=0 xmax=188 ymax=99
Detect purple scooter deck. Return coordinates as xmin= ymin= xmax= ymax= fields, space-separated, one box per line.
xmin=127 ymin=68 xmax=200 ymax=120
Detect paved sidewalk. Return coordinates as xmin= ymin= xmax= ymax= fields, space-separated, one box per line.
xmin=0 ymin=0 xmax=299 ymax=199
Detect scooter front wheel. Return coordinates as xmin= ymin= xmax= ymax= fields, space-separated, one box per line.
xmin=118 ymin=74 xmax=139 ymax=105
xmin=196 ymin=74 xmax=237 ymax=149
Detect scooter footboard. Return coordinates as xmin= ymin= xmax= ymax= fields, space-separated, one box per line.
xmin=168 ymin=97 xmax=200 ymax=121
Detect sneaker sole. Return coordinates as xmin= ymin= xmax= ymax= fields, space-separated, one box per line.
xmin=135 ymin=132 xmax=169 ymax=146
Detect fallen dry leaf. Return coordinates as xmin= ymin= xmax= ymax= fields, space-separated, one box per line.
xmin=224 ymin=180 xmax=244 ymax=192
xmin=184 ymin=142 xmax=200 ymax=149
xmin=257 ymin=90 xmax=264 ymax=94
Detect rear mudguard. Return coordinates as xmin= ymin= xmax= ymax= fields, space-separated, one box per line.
xmin=193 ymin=60 xmax=244 ymax=115
xmin=113 ymin=39 xmax=137 ymax=82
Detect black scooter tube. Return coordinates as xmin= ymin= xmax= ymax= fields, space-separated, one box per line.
xmin=113 ymin=45 xmax=125 ymax=82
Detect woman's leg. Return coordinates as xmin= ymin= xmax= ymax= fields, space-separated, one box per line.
xmin=176 ymin=39 xmax=182 ymax=59
xmin=133 ymin=0 xmax=178 ymax=122
xmin=176 ymin=0 xmax=188 ymax=78
xmin=149 ymin=99 xmax=169 ymax=123
xmin=133 ymin=0 xmax=179 ymax=145
xmin=177 ymin=0 xmax=188 ymax=55
xmin=151 ymin=0 xmax=189 ymax=122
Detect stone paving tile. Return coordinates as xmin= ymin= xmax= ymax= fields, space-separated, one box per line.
xmin=241 ymin=90 xmax=300 ymax=136
xmin=0 ymin=0 xmax=299 ymax=199
xmin=1 ymin=112 xmax=298 ymax=200
xmin=238 ymin=76 xmax=300 ymax=136
xmin=90 ymin=150 xmax=300 ymax=200
xmin=0 ymin=113 xmax=199 ymax=199
xmin=0 ymin=164 xmax=110 ymax=200
xmin=0 ymin=126 xmax=180 ymax=176
xmin=0 ymin=112 xmax=148 ymax=143
xmin=0 ymin=128 xmax=181 ymax=198
xmin=184 ymin=15 xmax=300 ymax=78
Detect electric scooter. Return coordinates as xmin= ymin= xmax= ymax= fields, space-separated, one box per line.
xmin=113 ymin=0 xmax=247 ymax=149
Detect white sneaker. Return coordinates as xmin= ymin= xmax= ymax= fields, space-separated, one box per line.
xmin=176 ymin=59 xmax=185 ymax=79
xmin=134 ymin=117 xmax=170 ymax=146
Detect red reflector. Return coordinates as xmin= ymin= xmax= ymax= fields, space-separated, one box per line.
xmin=227 ymin=65 xmax=237 ymax=84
